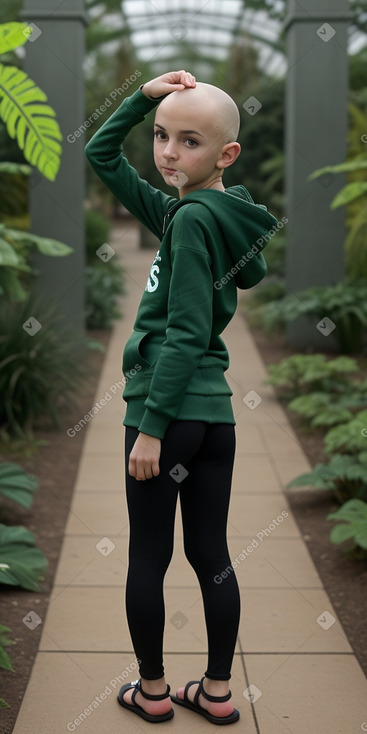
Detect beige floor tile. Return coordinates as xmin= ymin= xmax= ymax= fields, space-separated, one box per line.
xmin=226 ymin=493 xmax=300 ymax=539
xmin=225 ymin=537 xmax=323 ymax=588
xmin=53 ymin=534 xmax=129 ymax=587
xmin=244 ymin=653 xmax=367 ymax=734
xmin=238 ymin=588 xmax=352 ymax=653
xmin=37 ymin=585 xmax=242 ymax=655
xmin=64 ymin=491 xmax=128 ymax=536
xmin=82 ymin=424 xmax=125 ymax=456
xmin=258 ymin=419 xmax=313 ymax=486
xmin=232 ymin=454 xmax=283 ymax=493
xmin=11 ymin=652 xmax=257 ymax=734
xmin=76 ymin=453 xmax=124 ymax=482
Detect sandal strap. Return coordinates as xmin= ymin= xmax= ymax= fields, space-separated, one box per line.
xmin=198 ymin=676 xmax=232 ymax=703
xmin=135 ymin=679 xmax=171 ymax=701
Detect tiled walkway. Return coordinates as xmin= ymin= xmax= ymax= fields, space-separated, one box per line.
xmin=13 ymin=221 xmax=367 ymax=733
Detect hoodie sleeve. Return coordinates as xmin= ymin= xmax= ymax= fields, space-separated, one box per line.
xmin=84 ymin=87 xmax=176 ymax=239
xmin=137 ymin=211 xmax=213 ymax=439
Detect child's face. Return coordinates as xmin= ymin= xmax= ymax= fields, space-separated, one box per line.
xmin=153 ymin=93 xmax=238 ymax=199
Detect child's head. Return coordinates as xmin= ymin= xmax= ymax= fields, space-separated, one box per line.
xmin=153 ymin=82 xmax=241 ymax=198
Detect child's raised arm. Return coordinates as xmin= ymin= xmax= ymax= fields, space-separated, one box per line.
xmin=84 ymin=71 xmax=195 ymax=240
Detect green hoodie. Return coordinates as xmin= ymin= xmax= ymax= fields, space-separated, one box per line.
xmin=84 ymin=87 xmax=279 ymax=440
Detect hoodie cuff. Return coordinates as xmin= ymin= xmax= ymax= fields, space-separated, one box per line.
xmin=137 ymin=407 xmax=171 ymax=440
xmin=125 ymin=85 xmax=169 ymax=115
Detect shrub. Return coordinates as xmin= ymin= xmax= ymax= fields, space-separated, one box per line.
xmin=0 ymin=292 xmax=93 ymax=438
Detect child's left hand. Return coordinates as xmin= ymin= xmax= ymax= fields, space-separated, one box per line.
xmin=128 ymin=432 xmax=161 ymax=480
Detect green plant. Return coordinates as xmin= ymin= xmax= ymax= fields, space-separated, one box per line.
xmin=0 ymin=462 xmax=38 ymax=510
xmin=85 ymin=207 xmax=112 ymax=262
xmin=263 ymin=354 xmax=360 ymax=400
xmin=0 ymin=429 xmax=49 ymax=458
xmin=84 ymin=264 xmax=124 ymax=329
xmin=327 ymin=498 xmax=367 ymax=560
xmin=324 ymin=409 xmax=367 ymax=456
xmin=0 ymin=23 xmax=62 ymax=179
xmin=288 ymin=382 xmax=367 ymax=429
xmin=0 ymin=292 xmax=92 ymax=438
xmin=258 ymin=279 xmax=367 ymax=353
xmin=0 ymin=624 xmax=16 ymax=709
xmin=0 ymin=220 xmax=73 ymax=302
xmin=286 ymin=452 xmax=367 ymax=504
xmin=0 ymin=524 xmax=47 ymax=590
xmin=308 ymin=101 xmax=367 ymax=281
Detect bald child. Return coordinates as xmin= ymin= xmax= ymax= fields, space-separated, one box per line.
xmin=140 ymin=71 xmax=241 ymax=199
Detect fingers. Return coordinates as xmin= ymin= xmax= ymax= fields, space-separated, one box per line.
xmin=128 ymin=458 xmax=160 ymax=481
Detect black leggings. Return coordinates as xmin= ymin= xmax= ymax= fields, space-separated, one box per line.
xmin=124 ymin=420 xmax=241 ymax=682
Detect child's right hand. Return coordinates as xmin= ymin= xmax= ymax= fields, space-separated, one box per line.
xmin=141 ymin=70 xmax=196 ymax=99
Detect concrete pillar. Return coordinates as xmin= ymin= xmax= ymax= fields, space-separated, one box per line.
xmin=18 ymin=0 xmax=89 ymax=335
xmin=282 ymin=0 xmax=351 ymax=351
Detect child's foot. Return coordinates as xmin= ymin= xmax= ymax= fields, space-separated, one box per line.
xmin=176 ymin=677 xmax=235 ymax=718
xmin=120 ymin=680 xmax=172 ymax=717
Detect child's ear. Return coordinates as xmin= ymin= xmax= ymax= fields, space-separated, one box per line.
xmin=218 ymin=142 xmax=241 ymax=169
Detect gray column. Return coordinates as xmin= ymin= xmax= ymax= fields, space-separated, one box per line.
xmin=282 ymin=0 xmax=351 ymax=351
xmin=18 ymin=1 xmax=89 ymax=335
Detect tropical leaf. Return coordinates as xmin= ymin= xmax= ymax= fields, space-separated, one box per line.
xmin=0 ymin=64 xmax=63 ymax=180
xmin=0 ymin=238 xmax=20 ymax=267
xmin=0 ymin=524 xmax=48 ymax=591
xmin=4 ymin=228 xmax=73 ymax=256
xmin=307 ymin=158 xmax=367 ymax=180
xmin=0 ymin=161 xmax=31 ymax=175
xmin=330 ymin=181 xmax=367 ymax=209
xmin=0 ymin=22 xmax=29 ymax=54
xmin=0 ymin=462 xmax=38 ymax=509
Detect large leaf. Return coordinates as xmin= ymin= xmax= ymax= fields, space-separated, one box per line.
xmin=0 ymin=161 xmax=31 ymax=175
xmin=4 ymin=228 xmax=73 ymax=257
xmin=0 ymin=524 xmax=48 ymax=591
xmin=308 ymin=157 xmax=367 ymax=180
xmin=0 ymin=462 xmax=38 ymax=509
xmin=0 ymin=64 xmax=63 ymax=181
xmin=0 ymin=238 xmax=20 ymax=267
xmin=0 ymin=22 xmax=30 ymax=54
xmin=327 ymin=499 xmax=367 ymax=550
xmin=330 ymin=182 xmax=367 ymax=209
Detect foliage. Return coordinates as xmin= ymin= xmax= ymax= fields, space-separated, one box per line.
xmin=84 ymin=264 xmax=124 ymax=329
xmin=0 ymin=23 xmax=62 ymax=180
xmin=288 ymin=382 xmax=367 ymax=429
xmin=0 ymin=462 xmax=38 ymax=510
xmin=84 ymin=208 xmax=125 ymax=328
xmin=286 ymin=452 xmax=367 ymax=505
xmin=263 ymin=353 xmax=360 ymax=400
xmin=0 ymin=292 xmax=91 ymax=438
xmin=327 ymin=498 xmax=367 ymax=560
xmin=324 ymin=409 xmax=367 ymax=457
xmin=258 ymin=279 xmax=367 ymax=353
xmin=308 ymin=101 xmax=367 ymax=280
xmin=0 ymin=220 xmax=73 ymax=303
xmin=85 ymin=208 xmax=112 ymax=262
xmin=0 ymin=623 xmax=15 ymax=709
xmin=0 ymin=524 xmax=47 ymax=591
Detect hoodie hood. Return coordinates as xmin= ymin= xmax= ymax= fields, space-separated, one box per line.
xmin=162 ymin=184 xmax=279 ymax=289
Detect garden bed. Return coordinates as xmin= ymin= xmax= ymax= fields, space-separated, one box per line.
xmin=249 ymin=324 xmax=367 ymax=678
xmin=0 ymin=328 xmax=112 ymax=734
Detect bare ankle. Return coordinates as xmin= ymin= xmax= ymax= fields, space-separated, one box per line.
xmin=141 ymin=676 xmax=167 ymax=694
xmin=204 ymin=677 xmax=230 ymax=696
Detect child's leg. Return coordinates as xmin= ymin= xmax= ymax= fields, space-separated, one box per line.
xmin=179 ymin=422 xmax=240 ymax=681
xmin=124 ymin=420 xmax=207 ymax=681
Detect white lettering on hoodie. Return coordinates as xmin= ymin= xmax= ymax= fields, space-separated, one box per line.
xmin=145 ymin=249 xmax=161 ymax=292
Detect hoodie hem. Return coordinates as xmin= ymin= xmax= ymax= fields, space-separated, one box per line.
xmin=122 ymin=394 xmax=236 ymax=439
